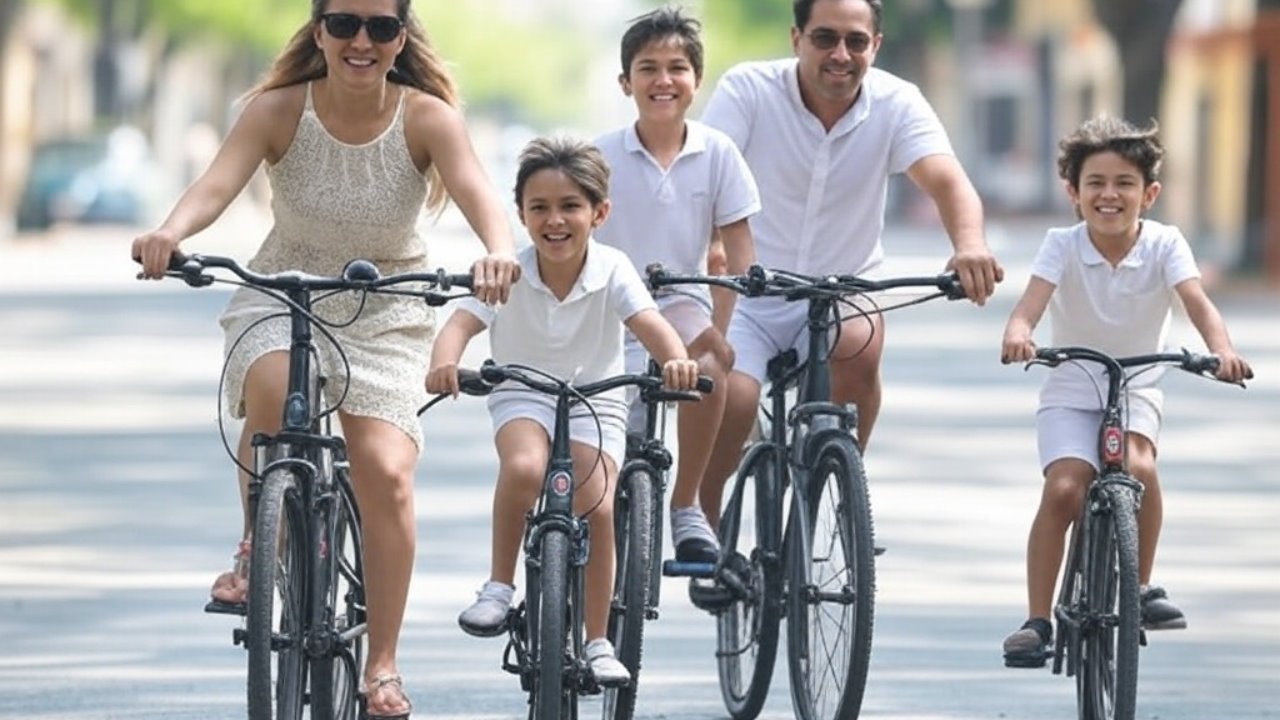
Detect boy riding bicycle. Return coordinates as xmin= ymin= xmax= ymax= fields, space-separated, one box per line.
xmin=426 ymin=136 xmax=698 ymax=685
xmin=1000 ymin=115 xmax=1252 ymax=666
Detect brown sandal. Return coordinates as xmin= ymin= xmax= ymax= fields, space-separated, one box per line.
xmin=359 ymin=673 xmax=412 ymax=720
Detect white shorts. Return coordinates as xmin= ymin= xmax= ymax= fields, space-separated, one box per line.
xmin=1036 ymin=398 xmax=1162 ymax=473
xmin=726 ymin=295 xmax=828 ymax=387
xmin=624 ymin=295 xmax=713 ymax=432
xmin=487 ymin=388 xmax=628 ymax=470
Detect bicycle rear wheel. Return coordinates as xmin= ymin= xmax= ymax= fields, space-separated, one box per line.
xmin=1077 ymin=482 xmax=1140 ymax=720
xmin=603 ymin=467 xmax=656 ymax=720
xmin=715 ymin=449 xmax=783 ymax=720
xmin=310 ymin=473 xmax=367 ymax=720
xmin=247 ymin=468 xmax=307 ymax=720
xmin=531 ymin=528 xmax=574 ymax=720
xmin=786 ymin=436 xmax=875 ymax=720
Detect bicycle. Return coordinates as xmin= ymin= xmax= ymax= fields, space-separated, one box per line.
xmin=427 ymin=360 xmax=709 ymax=720
xmin=153 ymin=252 xmax=472 ymax=720
xmin=1023 ymin=346 xmax=1249 ymax=720
xmin=648 ymin=263 xmax=965 ymax=720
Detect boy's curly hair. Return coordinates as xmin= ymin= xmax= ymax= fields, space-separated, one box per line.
xmin=1057 ymin=115 xmax=1164 ymax=188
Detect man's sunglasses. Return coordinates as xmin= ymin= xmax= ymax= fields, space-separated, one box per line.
xmin=806 ymin=30 xmax=873 ymax=54
xmin=320 ymin=13 xmax=405 ymax=44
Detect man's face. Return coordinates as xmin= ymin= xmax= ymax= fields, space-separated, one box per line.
xmin=791 ymin=0 xmax=881 ymax=107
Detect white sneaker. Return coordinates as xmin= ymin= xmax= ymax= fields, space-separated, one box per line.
xmin=458 ymin=580 xmax=513 ymax=637
xmin=583 ymin=638 xmax=630 ymax=687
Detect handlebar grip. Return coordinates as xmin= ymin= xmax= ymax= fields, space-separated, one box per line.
xmin=1034 ymin=347 xmax=1062 ymax=363
xmin=457 ymin=368 xmax=494 ymax=397
xmin=1184 ymin=353 xmax=1220 ymax=375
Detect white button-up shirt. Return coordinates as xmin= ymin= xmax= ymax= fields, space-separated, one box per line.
xmin=1032 ymin=219 xmax=1201 ymax=411
xmin=701 ymin=59 xmax=954 ymax=276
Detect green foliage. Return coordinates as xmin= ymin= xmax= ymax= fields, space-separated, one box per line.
xmin=699 ymin=0 xmax=792 ymax=81
xmin=35 ymin=0 xmax=303 ymax=51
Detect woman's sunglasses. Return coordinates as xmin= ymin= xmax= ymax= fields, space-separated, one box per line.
xmin=320 ymin=13 xmax=405 ymax=44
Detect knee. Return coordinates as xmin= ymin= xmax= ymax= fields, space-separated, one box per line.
xmin=1041 ymin=466 xmax=1090 ymax=520
xmin=723 ymin=373 xmax=760 ymax=417
xmin=498 ymin=452 xmax=545 ymax=504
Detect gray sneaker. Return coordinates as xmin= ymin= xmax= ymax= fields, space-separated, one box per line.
xmin=458 ymin=580 xmax=514 ymax=637
xmin=1003 ymin=617 xmax=1053 ymax=668
xmin=671 ymin=505 xmax=720 ymax=564
xmin=584 ymin=638 xmax=630 ymax=687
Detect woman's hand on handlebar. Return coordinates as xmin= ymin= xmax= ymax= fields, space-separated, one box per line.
xmin=661 ymin=358 xmax=700 ymax=392
xmin=471 ymin=252 xmax=522 ymax=305
xmin=131 ymin=228 xmax=183 ymax=280
xmin=425 ymin=361 xmax=461 ymax=397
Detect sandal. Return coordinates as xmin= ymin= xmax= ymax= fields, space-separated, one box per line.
xmin=205 ymin=539 xmax=251 ymax=615
xmin=359 ymin=673 xmax=412 ymax=720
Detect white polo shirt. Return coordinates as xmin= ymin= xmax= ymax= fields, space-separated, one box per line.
xmin=701 ymin=59 xmax=954 ymax=276
xmin=1032 ymin=220 xmax=1201 ymax=411
xmin=457 ymin=240 xmax=657 ymax=395
xmin=594 ymin=120 xmax=761 ymax=286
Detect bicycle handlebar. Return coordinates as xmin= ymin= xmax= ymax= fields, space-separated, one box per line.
xmin=646 ymin=262 xmax=966 ymax=301
xmin=151 ymin=252 xmax=474 ymax=304
xmin=456 ymin=360 xmax=713 ymax=401
xmin=1030 ymin=346 xmax=1251 ymax=385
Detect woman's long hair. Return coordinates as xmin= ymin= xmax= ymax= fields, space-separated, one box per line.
xmin=247 ymin=0 xmax=460 ymax=212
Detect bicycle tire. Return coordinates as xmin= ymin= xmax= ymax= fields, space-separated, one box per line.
xmin=247 ymin=468 xmax=307 ymax=720
xmin=786 ymin=435 xmax=875 ymax=720
xmin=532 ymin=528 xmax=573 ymax=720
xmin=1078 ymin=482 xmax=1140 ymax=720
xmin=715 ymin=449 xmax=783 ymax=720
xmin=603 ymin=467 xmax=656 ymax=720
xmin=309 ymin=474 xmax=367 ymax=720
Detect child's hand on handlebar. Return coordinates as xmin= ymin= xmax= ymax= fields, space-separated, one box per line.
xmin=661 ymin=358 xmax=700 ymax=392
xmin=1213 ymin=349 xmax=1253 ymax=383
xmin=426 ymin=362 xmax=461 ymax=397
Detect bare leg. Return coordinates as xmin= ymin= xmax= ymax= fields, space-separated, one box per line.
xmin=698 ymin=370 xmax=761 ymax=530
xmin=828 ymin=312 xmax=885 ymax=450
xmin=1025 ymin=458 xmax=1092 ymax=619
xmin=1126 ymin=433 xmax=1160 ymax=585
xmin=669 ymin=329 xmax=732 ymax=509
xmin=571 ymin=441 xmax=618 ymax=641
xmin=489 ymin=420 xmax=552 ymax=585
xmin=342 ymin=413 xmax=420 ymax=717
xmin=210 ymin=351 xmax=288 ymax=604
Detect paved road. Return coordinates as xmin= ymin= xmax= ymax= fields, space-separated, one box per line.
xmin=1 ymin=215 xmax=1277 ymax=719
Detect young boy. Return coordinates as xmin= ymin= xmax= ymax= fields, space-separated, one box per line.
xmin=999 ymin=115 xmax=1252 ymax=667
xmin=593 ymin=6 xmax=760 ymax=562
xmin=428 ymin=136 xmax=699 ymax=684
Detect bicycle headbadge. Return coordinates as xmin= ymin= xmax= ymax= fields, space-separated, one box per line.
xmin=549 ymin=470 xmax=573 ymax=497
xmin=1101 ymin=425 xmax=1124 ymax=465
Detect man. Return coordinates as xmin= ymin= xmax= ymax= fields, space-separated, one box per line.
xmin=698 ymin=0 xmax=1005 ymax=525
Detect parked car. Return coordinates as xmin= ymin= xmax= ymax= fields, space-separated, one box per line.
xmin=16 ymin=126 xmax=158 ymax=231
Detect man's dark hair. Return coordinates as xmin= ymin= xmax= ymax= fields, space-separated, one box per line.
xmin=793 ymin=0 xmax=883 ymax=34
xmin=620 ymin=6 xmax=704 ymax=80
xmin=1057 ymin=115 xmax=1164 ymax=189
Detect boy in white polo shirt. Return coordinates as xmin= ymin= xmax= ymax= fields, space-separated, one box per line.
xmin=426 ymin=136 xmax=699 ymax=685
xmin=594 ymin=6 xmax=760 ymax=563
xmin=999 ymin=115 xmax=1252 ymax=667
xmin=695 ymin=0 xmax=1004 ymax=531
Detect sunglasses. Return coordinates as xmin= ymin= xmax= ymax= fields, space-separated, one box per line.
xmin=806 ymin=29 xmax=873 ymax=54
xmin=320 ymin=13 xmax=405 ymax=44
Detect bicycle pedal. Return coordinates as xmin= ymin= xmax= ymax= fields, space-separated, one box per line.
xmin=874 ymin=546 xmax=886 ymax=556
xmin=1139 ymin=629 xmax=1148 ymax=647
xmin=662 ymin=559 xmax=717 ymax=578
xmin=204 ymin=599 xmax=247 ymax=616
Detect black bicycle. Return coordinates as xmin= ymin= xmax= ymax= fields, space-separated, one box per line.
xmin=649 ymin=264 xmax=964 ymax=720
xmin=430 ymin=361 xmax=709 ymax=720
xmin=153 ymin=252 xmax=472 ymax=720
xmin=1025 ymin=346 xmax=1248 ymax=720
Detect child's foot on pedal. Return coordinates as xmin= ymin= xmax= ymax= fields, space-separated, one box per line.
xmin=671 ymin=505 xmax=719 ymax=563
xmin=1140 ymin=585 xmax=1187 ymax=630
xmin=209 ymin=539 xmax=251 ymax=605
xmin=1002 ymin=617 xmax=1052 ymax=668
xmin=458 ymin=580 xmax=514 ymax=637
xmin=584 ymin=638 xmax=630 ymax=687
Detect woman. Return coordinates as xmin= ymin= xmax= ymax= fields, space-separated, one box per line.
xmin=132 ymin=1 xmax=520 ymax=716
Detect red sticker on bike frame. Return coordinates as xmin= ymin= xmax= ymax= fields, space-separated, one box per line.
xmin=1102 ymin=427 xmax=1124 ymax=464
xmin=550 ymin=471 xmax=572 ymax=496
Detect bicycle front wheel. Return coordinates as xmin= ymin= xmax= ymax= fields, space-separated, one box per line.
xmin=786 ymin=435 xmax=875 ymax=720
xmin=530 ymin=528 xmax=574 ymax=720
xmin=603 ymin=467 xmax=656 ymax=720
xmin=310 ymin=473 xmax=367 ymax=720
xmin=715 ymin=448 xmax=783 ymax=720
xmin=247 ymin=468 xmax=307 ymax=720
xmin=1077 ymin=482 xmax=1140 ymax=720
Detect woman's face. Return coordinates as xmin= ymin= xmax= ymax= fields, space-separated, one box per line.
xmin=518 ymin=168 xmax=609 ymax=271
xmin=314 ymin=0 xmax=406 ymax=88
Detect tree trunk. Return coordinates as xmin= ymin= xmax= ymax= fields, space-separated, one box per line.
xmin=1090 ymin=0 xmax=1183 ymax=123
xmin=1242 ymin=0 xmax=1280 ymax=278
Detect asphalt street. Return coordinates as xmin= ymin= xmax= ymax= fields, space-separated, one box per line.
xmin=1 ymin=208 xmax=1277 ymax=719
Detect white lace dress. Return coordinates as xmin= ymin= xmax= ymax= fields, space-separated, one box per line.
xmin=219 ymin=82 xmax=434 ymax=448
